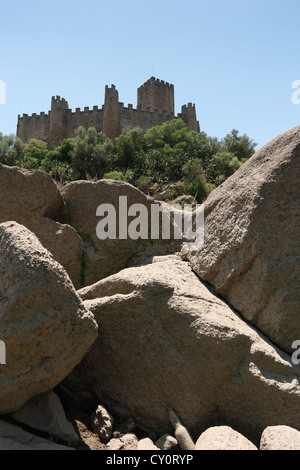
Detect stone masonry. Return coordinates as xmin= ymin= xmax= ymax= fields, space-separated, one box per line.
xmin=17 ymin=77 xmax=200 ymax=148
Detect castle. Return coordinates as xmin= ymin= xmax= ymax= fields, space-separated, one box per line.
xmin=17 ymin=77 xmax=200 ymax=148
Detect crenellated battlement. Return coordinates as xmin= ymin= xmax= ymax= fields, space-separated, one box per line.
xmin=19 ymin=110 xmax=50 ymax=120
xmin=181 ymin=103 xmax=196 ymax=111
xmin=17 ymin=76 xmax=199 ymax=145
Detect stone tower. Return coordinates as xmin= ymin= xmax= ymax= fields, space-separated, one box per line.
xmin=137 ymin=76 xmax=175 ymax=115
xmin=49 ymin=96 xmax=69 ymax=148
xmin=103 ymin=85 xmax=120 ymax=139
xmin=179 ymin=103 xmax=200 ymax=133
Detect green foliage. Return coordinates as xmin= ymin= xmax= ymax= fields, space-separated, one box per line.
xmin=23 ymin=139 xmax=48 ymax=166
xmin=182 ymin=159 xmax=213 ymax=201
xmin=71 ymin=127 xmax=113 ymax=179
xmin=206 ymin=151 xmax=245 ymax=186
xmin=0 ymin=133 xmax=24 ymax=166
xmin=222 ymin=129 xmax=257 ymax=160
xmin=136 ymin=175 xmax=151 ymax=193
xmin=0 ymin=120 xmax=256 ymax=202
xmin=103 ymin=170 xmax=126 ymax=181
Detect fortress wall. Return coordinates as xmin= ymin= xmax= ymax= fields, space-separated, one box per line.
xmin=17 ymin=113 xmax=50 ymax=144
xmin=120 ymin=104 xmax=174 ymax=133
xmin=16 ymin=77 xmax=199 ymax=145
xmin=66 ymin=107 xmax=104 ymax=137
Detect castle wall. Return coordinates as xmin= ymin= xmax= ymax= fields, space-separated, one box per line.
xmin=17 ymin=112 xmax=50 ymax=144
xmin=66 ymin=107 xmax=104 ymax=138
xmin=120 ymin=103 xmax=174 ymax=132
xmin=16 ymin=77 xmax=200 ymax=146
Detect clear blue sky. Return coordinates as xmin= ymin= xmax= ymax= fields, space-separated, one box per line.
xmin=1 ymin=0 xmax=300 ymax=150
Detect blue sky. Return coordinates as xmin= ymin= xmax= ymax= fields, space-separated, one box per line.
xmin=1 ymin=0 xmax=300 ymax=150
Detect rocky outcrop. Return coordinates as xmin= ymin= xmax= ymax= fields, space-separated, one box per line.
xmin=63 ymin=256 xmax=300 ymax=444
xmin=0 ymin=221 xmax=98 ymax=414
xmin=195 ymin=426 xmax=258 ymax=450
xmin=182 ymin=125 xmax=300 ymax=353
xmin=60 ymin=179 xmax=182 ymax=286
xmin=0 ymin=164 xmax=82 ymax=288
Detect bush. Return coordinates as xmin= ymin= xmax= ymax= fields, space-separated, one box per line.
xmin=136 ymin=175 xmax=151 ymax=194
xmin=103 ymin=170 xmax=126 ymax=181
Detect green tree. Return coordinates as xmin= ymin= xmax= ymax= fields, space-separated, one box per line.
xmin=222 ymin=129 xmax=257 ymax=160
xmin=71 ymin=127 xmax=110 ymax=179
xmin=0 ymin=133 xmax=24 ymax=166
xmin=182 ymin=158 xmax=212 ymax=201
xmin=206 ymin=151 xmax=244 ymax=186
xmin=16 ymin=139 xmax=48 ymax=169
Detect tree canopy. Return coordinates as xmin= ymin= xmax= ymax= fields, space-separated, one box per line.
xmin=0 ymin=120 xmax=257 ymax=202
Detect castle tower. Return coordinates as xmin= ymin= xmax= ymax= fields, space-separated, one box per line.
xmin=137 ymin=77 xmax=174 ymax=116
xmin=103 ymin=85 xmax=120 ymax=139
xmin=49 ymin=96 xmax=69 ymax=148
xmin=180 ymin=103 xmax=200 ymax=133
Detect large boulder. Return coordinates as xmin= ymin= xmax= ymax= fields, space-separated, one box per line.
xmin=260 ymin=425 xmax=300 ymax=450
xmin=0 ymin=221 xmax=98 ymax=414
xmin=0 ymin=419 xmax=75 ymax=450
xmin=11 ymin=391 xmax=79 ymax=446
xmin=0 ymin=164 xmax=82 ymax=288
xmin=64 ymin=256 xmax=300 ymax=444
xmin=0 ymin=164 xmax=63 ymax=220
xmin=195 ymin=426 xmax=258 ymax=450
xmin=60 ymin=179 xmax=182 ymax=286
xmin=182 ymin=125 xmax=300 ymax=353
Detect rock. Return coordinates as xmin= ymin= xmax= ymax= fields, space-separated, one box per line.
xmin=25 ymin=217 xmax=83 ymax=289
xmin=60 ymin=179 xmax=182 ymax=286
xmin=116 ymin=418 xmax=136 ymax=435
xmin=0 ymin=164 xmax=82 ymax=288
xmin=90 ymin=404 xmax=114 ymax=441
xmin=182 ymin=125 xmax=300 ymax=353
xmin=106 ymin=433 xmax=138 ymax=451
xmin=0 ymin=419 xmax=75 ymax=450
xmin=11 ymin=391 xmax=79 ymax=446
xmin=54 ymin=383 xmax=99 ymax=414
xmin=73 ymin=420 xmax=106 ymax=450
xmin=137 ymin=438 xmax=160 ymax=450
xmin=63 ymin=256 xmax=300 ymax=443
xmin=0 ymin=164 xmax=63 ymax=220
xmin=168 ymin=406 xmax=195 ymax=450
xmin=0 ymin=221 xmax=98 ymax=414
xmin=155 ymin=434 xmax=178 ymax=450
xmin=195 ymin=426 xmax=258 ymax=450
xmin=260 ymin=425 xmax=300 ymax=450
xmin=106 ymin=437 xmax=123 ymax=451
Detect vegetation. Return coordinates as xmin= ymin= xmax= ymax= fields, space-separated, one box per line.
xmin=0 ymin=121 xmax=257 ymax=203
